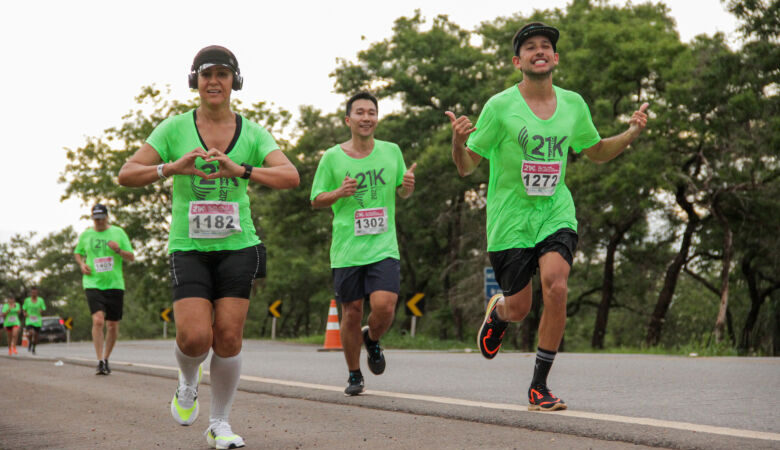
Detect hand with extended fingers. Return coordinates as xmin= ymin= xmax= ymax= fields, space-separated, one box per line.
xmin=167 ymin=148 xmax=209 ymax=179
xmin=628 ymin=103 xmax=650 ymax=136
xmin=445 ymin=111 xmax=477 ymax=148
xmin=204 ymin=148 xmax=243 ymax=179
xmin=337 ymin=176 xmax=357 ymax=198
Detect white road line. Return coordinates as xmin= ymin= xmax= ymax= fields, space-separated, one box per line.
xmin=69 ymin=357 xmax=780 ymax=442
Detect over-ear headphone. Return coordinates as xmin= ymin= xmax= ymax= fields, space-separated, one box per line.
xmin=188 ymin=46 xmax=243 ymax=91
xmin=187 ymin=69 xmax=243 ymax=91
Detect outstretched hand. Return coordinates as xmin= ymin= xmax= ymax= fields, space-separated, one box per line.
xmin=628 ymin=103 xmax=650 ymax=135
xmin=445 ymin=111 xmax=477 ymax=148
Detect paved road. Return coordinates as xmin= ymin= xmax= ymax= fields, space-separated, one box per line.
xmin=6 ymin=339 xmax=780 ymax=449
xmin=1 ymin=357 xmax=663 ymax=449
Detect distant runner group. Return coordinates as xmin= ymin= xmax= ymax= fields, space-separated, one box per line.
xmin=0 ymin=21 xmax=649 ymax=450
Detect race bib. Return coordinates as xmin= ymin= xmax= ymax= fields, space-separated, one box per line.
xmin=28 ymin=315 xmax=39 ymax=323
xmin=522 ymin=161 xmax=562 ymax=196
xmin=354 ymin=208 xmax=388 ymax=236
xmin=189 ymin=201 xmax=242 ymax=239
xmin=94 ymin=256 xmax=114 ymax=273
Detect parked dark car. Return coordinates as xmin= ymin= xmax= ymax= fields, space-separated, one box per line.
xmin=39 ymin=316 xmax=67 ymax=343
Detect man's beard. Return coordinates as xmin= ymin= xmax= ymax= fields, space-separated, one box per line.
xmin=522 ymin=66 xmax=555 ymax=81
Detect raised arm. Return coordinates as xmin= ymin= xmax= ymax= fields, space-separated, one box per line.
xmin=201 ymin=148 xmax=299 ymax=190
xmin=445 ymin=111 xmax=482 ymax=177
xmin=118 ymin=143 xmax=209 ymax=187
xmin=248 ymin=150 xmax=300 ymax=190
xmin=583 ymin=103 xmax=649 ymax=164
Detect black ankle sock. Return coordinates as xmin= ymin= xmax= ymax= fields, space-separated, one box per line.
xmin=349 ymin=369 xmax=362 ymax=378
xmin=531 ymin=347 xmax=557 ymax=387
xmin=364 ymin=332 xmax=378 ymax=345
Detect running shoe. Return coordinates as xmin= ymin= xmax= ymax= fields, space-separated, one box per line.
xmin=7 ymin=348 xmax=11 ymax=356
xmin=477 ymin=294 xmax=508 ymax=359
xmin=96 ymin=360 xmax=108 ymax=375
xmin=362 ymin=325 xmax=386 ymax=375
xmin=206 ymin=420 xmax=245 ymax=449
xmin=528 ymin=385 xmax=567 ymax=411
xmin=103 ymin=359 xmax=111 ymax=374
xmin=344 ymin=372 xmax=365 ymax=396
xmin=12 ymin=347 xmax=18 ymax=355
xmin=171 ymin=365 xmax=203 ymax=426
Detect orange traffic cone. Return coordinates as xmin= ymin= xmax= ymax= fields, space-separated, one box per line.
xmin=317 ymin=299 xmax=342 ymax=352
xmin=21 ymin=329 xmax=30 ymax=349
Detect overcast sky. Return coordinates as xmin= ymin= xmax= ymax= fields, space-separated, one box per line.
xmin=0 ymin=0 xmax=740 ymax=242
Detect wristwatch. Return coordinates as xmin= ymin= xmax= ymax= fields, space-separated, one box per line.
xmin=240 ymin=163 xmax=253 ymax=179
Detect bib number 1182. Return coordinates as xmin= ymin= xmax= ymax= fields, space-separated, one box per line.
xmin=189 ymin=201 xmax=242 ymax=239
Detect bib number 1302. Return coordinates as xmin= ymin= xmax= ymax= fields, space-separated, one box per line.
xmin=189 ymin=201 xmax=242 ymax=239
xmin=354 ymin=208 xmax=388 ymax=236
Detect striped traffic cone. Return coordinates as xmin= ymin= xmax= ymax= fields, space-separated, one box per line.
xmin=21 ymin=329 xmax=30 ymax=349
xmin=317 ymin=299 xmax=342 ymax=352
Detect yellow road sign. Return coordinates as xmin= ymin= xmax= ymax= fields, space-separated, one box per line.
xmin=268 ymin=300 xmax=282 ymax=318
xmin=63 ymin=317 xmax=73 ymax=330
xmin=406 ymin=293 xmax=425 ymax=317
xmin=160 ymin=307 xmax=172 ymax=322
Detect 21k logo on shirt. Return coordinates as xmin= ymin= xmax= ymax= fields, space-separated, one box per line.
xmin=518 ymin=126 xmax=568 ymax=161
xmin=347 ymin=168 xmax=386 ymax=207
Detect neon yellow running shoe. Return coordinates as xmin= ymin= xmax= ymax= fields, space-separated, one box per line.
xmin=206 ymin=420 xmax=245 ymax=449
xmin=171 ymin=364 xmax=203 ymax=426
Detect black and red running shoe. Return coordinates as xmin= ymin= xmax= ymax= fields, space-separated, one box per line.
xmin=528 ymin=385 xmax=567 ymax=411
xmin=477 ymin=294 xmax=508 ymax=359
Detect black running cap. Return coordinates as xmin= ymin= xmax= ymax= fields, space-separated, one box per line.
xmin=91 ymin=204 xmax=108 ymax=219
xmin=513 ymin=22 xmax=560 ymax=55
xmin=191 ymin=46 xmax=240 ymax=74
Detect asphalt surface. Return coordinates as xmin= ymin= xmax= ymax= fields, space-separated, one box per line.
xmin=1 ymin=357 xmax=661 ymax=450
xmin=4 ymin=339 xmax=779 ymax=449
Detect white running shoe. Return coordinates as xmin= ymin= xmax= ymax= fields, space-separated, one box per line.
xmin=206 ymin=420 xmax=245 ymax=449
xmin=170 ymin=365 xmax=202 ymax=426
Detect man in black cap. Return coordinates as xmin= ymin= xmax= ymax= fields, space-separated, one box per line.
xmin=74 ymin=204 xmax=135 ymax=375
xmin=446 ymin=22 xmax=649 ymax=411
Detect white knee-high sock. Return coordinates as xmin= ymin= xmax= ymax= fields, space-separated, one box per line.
xmin=175 ymin=342 xmax=208 ymax=386
xmin=209 ymin=352 xmax=242 ymax=424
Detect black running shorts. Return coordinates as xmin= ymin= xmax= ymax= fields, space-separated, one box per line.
xmin=169 ymin=243 xmax=266 ymax=301
xmin=488 ymin=228 xmax=578 ymax=297
xmin=332 ymin=258 xmax=400 ymax=303
xmin=86 ymin=289 xmax=125 ymax=321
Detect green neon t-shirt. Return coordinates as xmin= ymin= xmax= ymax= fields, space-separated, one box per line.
xmin=466 ymin=85 xmax=601 ymax=251
xmin=74 ymin=225 xmax=134 ymax=290
xmin=23 ymin=297 xmax=46 ymax=326
xmin=147 ymin=110 xmax=278 ymax=253
xmin=1 ymin=303 xmax=21 ymax=327
xmin=310 ymin=140 xmax=407 ymax=268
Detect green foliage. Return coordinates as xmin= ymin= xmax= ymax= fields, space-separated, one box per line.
xmin=1 ymin=2 xmax=777 ymax=356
